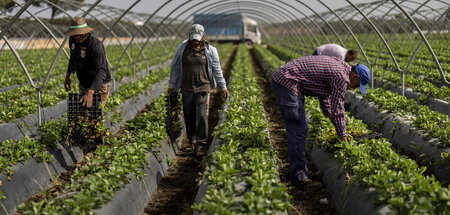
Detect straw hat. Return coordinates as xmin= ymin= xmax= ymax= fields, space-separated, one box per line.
xmin=64 ymin=16 xmax=94 ymax=36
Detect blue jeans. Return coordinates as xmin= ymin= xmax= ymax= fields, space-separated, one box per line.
xmin=271 ymin=79 xmax=308 ymax=182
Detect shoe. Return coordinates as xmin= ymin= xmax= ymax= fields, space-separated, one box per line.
xmin=185 ymin=139 xmax=196 ymax=152
xmin=295 ymin=170 xmax=310 ymax=183
xmin=195 ymin=144 xmax=205 ymax=157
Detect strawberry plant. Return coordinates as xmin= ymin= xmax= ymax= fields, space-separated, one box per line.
xmin=364 ymin=87 xmax=450 ymax=147
xmin=0 ymin=66 xmax=170 ymax=180
xmin=17 ymin=94 xmax=169 ymax=214
xmin=193 ymin=44 xmax=290 ymax=214
xmin=266 ymin=43 xmax=300 ymax=62
xmin=3 ymin=44 xmax=234 ymax=212
xmin=305 ymin=97 xmax=450 ymax=214
xmin=252 ymin=44 xmax=284 ymax=75
xmin=0 ymin=41 xmax=178 ymax=123
xmin=0 ymin=136 xmax=52 ymax=176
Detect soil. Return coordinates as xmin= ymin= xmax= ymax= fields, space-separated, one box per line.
xmin=142 ymin=46 xmax=236 ymax=215
xmin=247 ymin=47 xmax=337 ymax=215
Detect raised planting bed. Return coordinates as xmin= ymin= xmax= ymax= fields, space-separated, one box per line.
xmin=14 ymin=93 xmax=183 ymax=214
xmin=0 ymin=68 xmax=169 ymax=215
xmin=251 ymin=44 xmax=284 ymax=78
xmin=263 ymin=42 xmax=450 ymax=116
xmin=345 ymin=89 xmax=450 ymax=184
xmin=94 ymin=120 xmax=186 ymax=215
xmin=309 ymin=145 xmax=391 ymax=215
xmin=305 ymin=97 xmax=450 ymax=214
xmin=1 ymin=43 xmax=233 ymax=215
xmin=0 ymin=42 xmax=176 ymax=125
xmin=193 ymin=45 xmax=290 ymax=214
xmin=371 ymin=75 xmax=449 ymax=115
xmin=0 ymin=61 xmax=171 ymax=142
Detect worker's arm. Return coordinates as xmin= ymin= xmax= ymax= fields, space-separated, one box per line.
xmin=318 ymin=96 xmax=331 ymax=118
xmin=65 ymin=39 xmax=75 ymax=92
xmin=168 ymin=42 xmax=185 ymax=94
xmin=210 ymin=46 xmax=228 ymax=99
xmin=89 ymin=43 xmax=107 ymax=92
xmin=328 ymin=78 xmax=348 ymax=141
xmin=81 ymin=43 xmax=107 ymax=107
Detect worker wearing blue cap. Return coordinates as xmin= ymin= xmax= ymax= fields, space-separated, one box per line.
xmin=354 ymin=64 xmax=370 ymax=93
xmin=271 ymin=55 xmax=370 ymax=183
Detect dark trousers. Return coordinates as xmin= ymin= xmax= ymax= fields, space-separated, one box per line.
xmin=271 ymin=79 xmax=308 ymax=182
xmin=181 ymin=89 xmax=210 ymax=146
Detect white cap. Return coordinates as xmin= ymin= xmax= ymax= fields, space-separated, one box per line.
xmin=189 ymin=24 xmax=204 ymax=41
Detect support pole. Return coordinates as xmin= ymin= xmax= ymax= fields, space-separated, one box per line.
xmin=37 ymin=89 xmax=42 ymax=125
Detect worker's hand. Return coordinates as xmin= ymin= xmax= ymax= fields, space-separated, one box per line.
xmin=80 ymin=89 xmax=94 ymax=107
xmin=64 ymin=77 xmax=71 ymax=92
xmin=168 ymin=88 xmax=175 ymax=94
xmin=223 ymin=89 xmax=229 ymax=100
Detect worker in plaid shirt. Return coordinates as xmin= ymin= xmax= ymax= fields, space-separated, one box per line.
xmin=271 ymin=55 xmax=370 ymax=183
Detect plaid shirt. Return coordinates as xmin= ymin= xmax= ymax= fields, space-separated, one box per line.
xmin=272 ymin=55 xmax=351 ymax=138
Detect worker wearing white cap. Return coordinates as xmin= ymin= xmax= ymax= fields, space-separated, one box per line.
xmin=168 ymin=24 xmax=229 ymax=156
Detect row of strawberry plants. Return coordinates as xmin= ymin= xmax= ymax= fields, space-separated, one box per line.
xmin=193 ymin=44 xmax=291 ymax=213
xmin=16 ymin=93 xmax=169 ymax=214
xmin=254 ymin=42 xmax=450 ymax=212
xmin=373 ymin=65 xmax=449 ymax=101
xmin=0 ymin=43 xmax=176 ymax=123
xmin=275 ymin=33 xmax=449 ymax=63
xmin=364 ymin=88 xmax=450 ymax=147
xmin=306 ymin=97 xmax=450 ymax=214
xmin=252 ymin=44 xmax=284 ymax=74
xmin=363 ymin=49 xmax=450 ymax=85
xmin=266 ymin=44 xmax=300 ymax=62
xmin=0 ymin=40 xmax=175 ymax=97
xmin=265 ymin=43 xmax=450 ymax=108
xmin=0 ymin=43 xmax=234 ymax=210
xmin=347 ymin=33 xmax=449 ymax=61
xmin=0 ymin=40 xmax=175 ymax=88
xmin=0 ymin=66 xmax=170 ymax=178
xmin=274 ymin=35 xmax=449 ymax=83
xmin=0 ymin=42 xmax=232 ymax=176
xmin=345 ymin=90 xmax=450 ymax=184
xmin=360 ymin=40 xmax=449 ymax=64
xmin=332 ymin=35 xmax=450 ymax=86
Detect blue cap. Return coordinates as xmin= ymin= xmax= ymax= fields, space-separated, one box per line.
xmin=354 ymin=64 xmax=370 ymax=93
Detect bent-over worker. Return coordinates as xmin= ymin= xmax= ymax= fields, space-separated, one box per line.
xmin=313 ymin=43 xmax=358 ymax=63
xmin=271 ymin=55 xmax=370 ymax=183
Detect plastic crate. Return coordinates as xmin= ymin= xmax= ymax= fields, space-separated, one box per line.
xmin=67 ymin=93 xmax=104 ymax=145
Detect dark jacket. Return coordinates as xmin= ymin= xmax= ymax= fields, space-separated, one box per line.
xmin=67 ymin=33 xmax=111 ymax=92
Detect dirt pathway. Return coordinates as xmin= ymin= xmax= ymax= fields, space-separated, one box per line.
xmin=142 ymin=46 xmax=236 ymax=215
xmin=247 ymin=47 xmax=337 ymax=215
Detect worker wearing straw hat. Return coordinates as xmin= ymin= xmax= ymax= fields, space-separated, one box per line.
xmin=64 ymin=16 xmax=111 ymax=108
